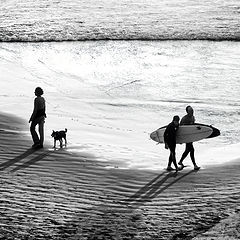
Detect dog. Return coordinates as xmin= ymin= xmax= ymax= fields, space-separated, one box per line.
xmin=51 ymin=128 xmax=67 ymax=148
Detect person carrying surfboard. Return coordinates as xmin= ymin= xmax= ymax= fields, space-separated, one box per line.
xmin=178 ymin=106 xmax=200 ymax=170
xmin=164 ymin=115 xmax=180 ymax=172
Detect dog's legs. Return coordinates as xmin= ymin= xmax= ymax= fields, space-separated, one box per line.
xmin=60 ymin=139 xmax=63 ymax=148
xmin=53 ymin=139 xmax=56 ymax=148
xmin=64 ymin=137 xmax=67 ymax=146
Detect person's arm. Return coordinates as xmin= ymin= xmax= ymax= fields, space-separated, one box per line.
xmin=163 ymin=126 xmax=168 ymax=143
xmin=180 ymin=116 xmax=186 ymax=125
xmin=29 ymin=98 xmax=38 ymax=123
xmin=164 ymin=125 xmax=170 ymax=149
xmin=193 ymin=116 xmax=195 ymax=123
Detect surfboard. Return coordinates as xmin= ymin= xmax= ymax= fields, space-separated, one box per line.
xmin=150 ymin=123 xmax=220 ymax=144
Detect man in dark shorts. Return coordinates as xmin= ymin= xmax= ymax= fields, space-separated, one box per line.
xmin=164 ymin=115 xmax=180 ymax=172
xmin=178 ymin=106 xmax=200 ymax=170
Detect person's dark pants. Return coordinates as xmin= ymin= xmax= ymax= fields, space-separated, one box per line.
xmin=30 ymin=116 xmax=45 ymax=145
xmin=179 ymin=142 xmax=196 ymax=165
xmin=167 ymin=143 xmax=178 ymax=169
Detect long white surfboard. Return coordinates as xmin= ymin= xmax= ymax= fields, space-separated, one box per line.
xmin=150 ymin=123 xmax=220 ymax=144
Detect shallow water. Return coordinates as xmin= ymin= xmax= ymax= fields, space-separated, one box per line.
xmin=1 ymin=40 xmax=240 ymax=169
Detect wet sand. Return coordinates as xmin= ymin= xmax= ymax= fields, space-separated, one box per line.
xmin=0 ymin=113 xmax=239 ymax=239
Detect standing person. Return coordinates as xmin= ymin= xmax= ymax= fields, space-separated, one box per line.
xmin=164 ymin=115 xmax=180 ymax=172
xmin=178 ymin=106 xmax=200 ymax=170
xmin=29 ymin=87 xmax=46 ymax=149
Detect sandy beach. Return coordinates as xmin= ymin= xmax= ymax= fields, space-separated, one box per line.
xmin=0 ymin=112 xmax=239 ymax=240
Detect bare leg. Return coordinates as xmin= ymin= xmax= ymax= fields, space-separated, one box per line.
xmin=189 ymin=143 xmax=200 ymax=169
xmin=179 ymin=143 xmax=191 ymax=165
xmin=190 ymin=147 xmax=196 ymax=165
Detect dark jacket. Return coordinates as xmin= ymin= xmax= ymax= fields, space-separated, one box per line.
xmin=30 ymin=96 xmax=46 ymax=122
xmin=164 ymin=122 xmax=178 ymax=145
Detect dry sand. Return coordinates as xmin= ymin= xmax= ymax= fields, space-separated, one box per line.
xmin=0 ymin=112 xmax=239 ymax=240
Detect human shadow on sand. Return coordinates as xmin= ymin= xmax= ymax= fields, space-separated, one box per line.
xmin=0 ymin=148 xmax=52 ymax=172
xmin=124 ymin=170 xmax=196 ymax=208
xmin=0 ymin=148 xmax=37 ymax=171
xmin=10 ymin=150 xmax=52 ymax=172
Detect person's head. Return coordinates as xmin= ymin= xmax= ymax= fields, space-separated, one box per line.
xmin=172 ymin=115 xmax=180 ymax=126
xmin=186 ymin=105 xmax=194 ymax=116
xmin=35 ymin=87 xmax=44 ymax=97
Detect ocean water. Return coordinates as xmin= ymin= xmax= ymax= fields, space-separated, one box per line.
xmin=0 ymin=0 xmax=239 ymax=41
xmin=0 ymin=0 xmax=240 ymax=169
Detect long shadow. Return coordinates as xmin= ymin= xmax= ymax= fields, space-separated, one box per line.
xmin=0 ymin=148 xmax=38 ymax=171
xmin=143 ymin=170 xmax=195 ymax=201
xmin=10 ymin=150 xmax=52 ymax=173
xmin=124 ymin=172 xmax=172 ymax=204
xmin=124 ymin=170 xmax=196 ymax=208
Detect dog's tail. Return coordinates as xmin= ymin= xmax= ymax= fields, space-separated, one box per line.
xmin=65 ymin=128 xmax=67 ymax=133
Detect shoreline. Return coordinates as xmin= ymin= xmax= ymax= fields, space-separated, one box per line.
xmin=1 ymin=40 xmax=240 ymax=171
xmin=0 ymin=112 xmax=240 ymax=239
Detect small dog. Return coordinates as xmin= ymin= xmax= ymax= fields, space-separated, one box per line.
xmin=51 ymin=128 xmax=67 ymax=148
